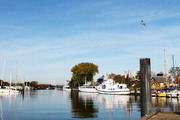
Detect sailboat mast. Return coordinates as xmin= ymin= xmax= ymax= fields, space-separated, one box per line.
xmin=16 ymin=62 xmax=18 ymax=86
xmin=172 ymin=55 xmax=175 ymax=82
xmin=1 ymin=58 xmax=6 ymax=86
xmin=164 ymin=49 xmax=167 ymax=85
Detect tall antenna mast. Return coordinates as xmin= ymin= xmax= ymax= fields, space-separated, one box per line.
xmin=164 ymin=49 xmax=167 ymax=85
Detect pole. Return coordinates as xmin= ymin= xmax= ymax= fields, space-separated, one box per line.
xmin=140 ymin=58 xmax=152 ymax=117
xmin=164 ymin=49 xmax=167 ymax=85
xmin=1 ymin=58 xmax=6 ymax=87
xmin=16 ymin=62 xmax=18 ymax=86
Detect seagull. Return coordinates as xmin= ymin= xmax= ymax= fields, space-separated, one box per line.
xmin=141 ymin=20 xmax=146 ymax=27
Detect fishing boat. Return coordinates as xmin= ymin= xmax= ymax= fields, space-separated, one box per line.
xmin=96 ymin=78 xmax=130 ymax=95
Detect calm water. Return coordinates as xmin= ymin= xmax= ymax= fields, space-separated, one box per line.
xmin=0 ymin=90 xmax=180 ymax=120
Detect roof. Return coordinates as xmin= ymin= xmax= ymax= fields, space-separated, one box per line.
xmin=152 ymin=76 xmax=166 ymax=83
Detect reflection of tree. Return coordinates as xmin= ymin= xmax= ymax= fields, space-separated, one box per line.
xmin=70 ymin=91 xmax=98 ymax=118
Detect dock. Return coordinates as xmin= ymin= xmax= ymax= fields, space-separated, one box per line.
xmin=140 ymin=109 xmax=180 ymax=120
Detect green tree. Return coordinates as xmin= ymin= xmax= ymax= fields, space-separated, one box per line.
xmin=70 ymin=62 xmax=99 ymax=87
xmin=114 ymin=74 xmax=124 ymax=83
xmin=108 ymin=73 xmax=116 ymax=79
xmin=97 ymin=75 xmax=104 ymax=84
xmin=135 ymin=71 xmax=140 ymax=81
xmin=30 ymin=81 xmax=38 ymax=88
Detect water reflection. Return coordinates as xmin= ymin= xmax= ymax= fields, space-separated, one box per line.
xmin=0 ymin=93 xmax=19 ymax=120
xmin=70 ymin=91 xmax=98 ymax=118
xmin=151 ymin=97 xmax=180 ymax=112
xmin=0 ymin=91 xmax=180 ymax=120
xmin=97 ymin=94 xmax=135 ymax=119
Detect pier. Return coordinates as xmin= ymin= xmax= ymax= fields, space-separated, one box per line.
xmin=140 ymin=109 xmax=180 ymax=120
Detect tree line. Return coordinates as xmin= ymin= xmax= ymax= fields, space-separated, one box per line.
xmin=69 ymin=62 xmax=141 ymax=88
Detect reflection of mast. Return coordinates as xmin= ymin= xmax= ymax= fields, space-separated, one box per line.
xmin=164 ymin=49 xmax=168 ymax=85
xmin=0 ymin=97 xmax=3 ymax=120
xmin=14 ymin=94 xmax=17 ymax=120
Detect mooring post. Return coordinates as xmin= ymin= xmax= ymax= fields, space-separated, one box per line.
xmin=140 ymin=58 xmax=152 ymax=117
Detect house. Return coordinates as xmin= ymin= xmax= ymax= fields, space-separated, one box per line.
xmin=176 ymin=74 xmax=180 ymax=89
xmin=151 ymin=72 xmax=169 ymax=90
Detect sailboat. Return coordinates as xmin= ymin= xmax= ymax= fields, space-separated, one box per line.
xmin=166 ymin=55 xmax=180 ymax=98
xmin=157 ymin=49 xmax=168 ymax=97
xmin=8 ymin=74 xmax=19 ymax=93
xmin=0 ymin=59 xmax=19 ymax=93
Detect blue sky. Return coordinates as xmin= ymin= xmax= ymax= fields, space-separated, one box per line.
xmin=0 ymin=0 xmax=180 ymax=85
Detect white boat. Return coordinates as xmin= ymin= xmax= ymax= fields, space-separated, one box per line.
xmin=0 ymin=88 xmax=9 ymax=93
xmin=63 ymin=80 xmax=71 ymax=91
xmin=167 ymin=90 xmax=180 ymax=98
xmin=78 ymin=85 xmax=98 ymax=93
xmin=8 ymin=87 xmax=19 ymax=93
xmin=0 ymin=87 xmax=19 ymax=93
xmin=63 ymin=85 xmax=71 ymax=91
xmin=96 ymin=79 xmax=130 ymax=95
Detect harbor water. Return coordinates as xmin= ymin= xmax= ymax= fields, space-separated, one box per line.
xmin=0 ymin=90 xmax=180 ymax=120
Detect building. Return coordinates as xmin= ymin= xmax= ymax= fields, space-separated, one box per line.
xmin=151 ymin=72 xmax=169 ymax=90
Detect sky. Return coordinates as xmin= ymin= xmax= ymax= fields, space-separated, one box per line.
xmin=0 ymin=0 xmax=180 ymax=85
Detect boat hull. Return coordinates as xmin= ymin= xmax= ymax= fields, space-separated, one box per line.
xmin=96 ymin=89 xmax=130 ymax=95
xmin=78 ymin=86 xmax=97 ymax=93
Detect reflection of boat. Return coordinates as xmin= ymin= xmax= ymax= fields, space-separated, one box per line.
xmin=96 ymin=79 xmax=130 ymax=95
xmin=79 ymin=92 xmax=98 ymax=100
xmin=63 ymin=80 xmax=71 ymax=91
xmin=97 ymin=94 xmax=130 ymax=111
xmin=78 ymin=85 xmax=98 ymax=93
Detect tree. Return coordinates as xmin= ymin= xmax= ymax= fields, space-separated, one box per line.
xmin=114 ymin=74 xmax=124 ymax=83
xmin=135 ymin=71 xmax=140 ymax=81
xmin=97 ymin=75 xmax=104 ymax=84
xmin=70 ymin=62 xmax=99 ymax=87
xmin=108 ymin=73 xmax=116 ymax=79
xmin=30 ymin=81 xmax=38 ymax=88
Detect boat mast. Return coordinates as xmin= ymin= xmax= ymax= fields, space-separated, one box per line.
xmin=164 ymin=49 xmax=167 ymax=85
xmin=172 ymin=55 xmax=176 ymax=83
xmin=1 ymin=58 xmax=6 ymax=86
xmin=16 ymin=62 xmax=18 ymax=86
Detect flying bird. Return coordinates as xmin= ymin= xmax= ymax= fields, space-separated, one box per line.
xmin=141 ymin=20 xmax=146 ymax=27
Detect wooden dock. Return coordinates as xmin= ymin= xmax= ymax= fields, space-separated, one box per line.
xmin=148 ymin=111 xmax=180 ymax=120
xmin=140 ymin=109 xmax=180 ymax=120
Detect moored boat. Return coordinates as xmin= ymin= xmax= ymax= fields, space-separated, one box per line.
xmin=96 ymin=79 xmax=130 ymax=95
xmin=157 ymin=91 xmax=167 ymax=97
xmin=63 ymin=80 xmax=71 ymax=91
xmin=78 ymin=85 xmax=98 ymax=93
xmin=167 ymin=90 xmax=180 ymax=98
